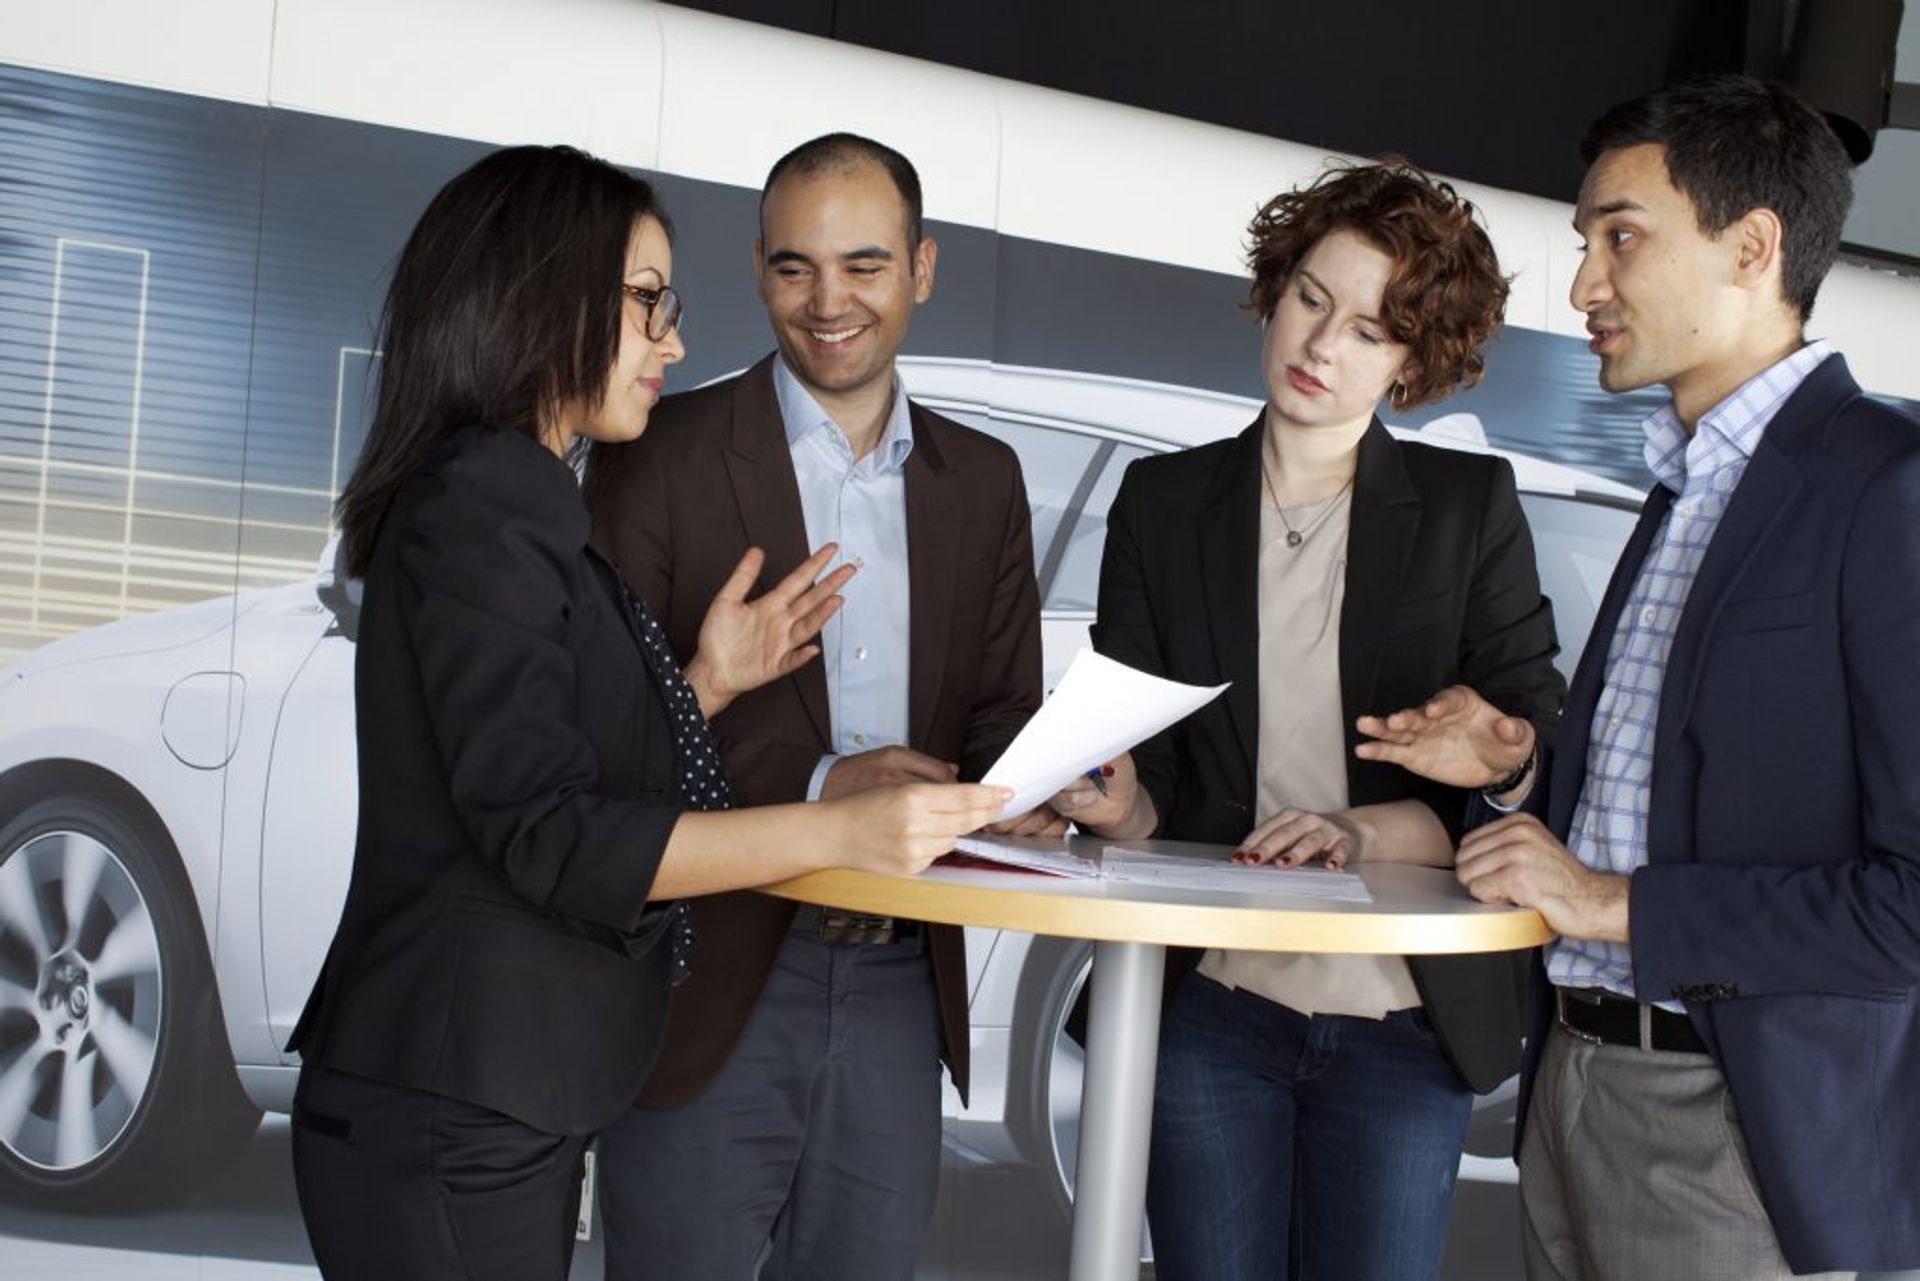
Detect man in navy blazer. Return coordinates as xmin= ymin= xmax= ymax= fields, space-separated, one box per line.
xmin=1359 ymin=77 xmax=1920 ymax=1278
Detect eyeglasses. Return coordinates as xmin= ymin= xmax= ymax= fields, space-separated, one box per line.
xmin=621 ymin=283 xmax=684 ymax=340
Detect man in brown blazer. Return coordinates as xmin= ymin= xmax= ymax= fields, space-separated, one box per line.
xmin=586 ymin=133 xmax=1050 ymax=1279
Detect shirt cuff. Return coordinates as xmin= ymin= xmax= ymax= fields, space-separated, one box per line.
xmin=805 ymin=754 xmax=840 ymax=803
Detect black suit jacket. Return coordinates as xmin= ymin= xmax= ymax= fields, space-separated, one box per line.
xmin=1093 ymin=417 xmax=1565 ymax=1091
xmin=289 ymin=425 xmax=686 ymax=1135
xmin=587 ymin=356 xmax=1044 ymax=1107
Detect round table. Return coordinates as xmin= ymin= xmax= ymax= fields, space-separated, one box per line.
xmin=763 ymin=838 xmax=1551 ymax=1281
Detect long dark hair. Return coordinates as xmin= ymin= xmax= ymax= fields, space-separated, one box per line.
xmin=336 ymin=144 xmax=669 ymax=576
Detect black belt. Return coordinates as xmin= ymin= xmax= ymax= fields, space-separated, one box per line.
xmin=1556 ymin=987 xmax=1708 ymax=1054
xmin=789 ymin=903 xmax=919 ymax=945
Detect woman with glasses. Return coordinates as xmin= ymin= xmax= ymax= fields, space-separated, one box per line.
xmin=1053 ymin=160 xmax=1564 ymax=1281
xmin=285 ymin=144 xmax=1008 ymax=1281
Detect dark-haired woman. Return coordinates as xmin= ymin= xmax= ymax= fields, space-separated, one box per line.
xmin=285 ymin=145 xmax=1008 ymax=1281
xmin=1052 ymin=161 xmax=1565 ymax=1280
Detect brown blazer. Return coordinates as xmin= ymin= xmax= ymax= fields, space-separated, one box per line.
xmin=586 ymin=355 xmax=1044 ymax=1107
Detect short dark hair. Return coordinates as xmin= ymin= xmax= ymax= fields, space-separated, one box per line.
xmin=760 ymin=132 xmax=924 ymax=247
xmin=1580 ymin=74 xmax=1852 ymax=321
xmin=1246 ymin=159 xmax=1509 ymax=411
xmin=336 ymin=145 xmax=668 ymax=576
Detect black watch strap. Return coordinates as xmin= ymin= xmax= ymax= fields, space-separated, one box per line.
xmin=1483 ymin=747 xmax=1536 ymax=799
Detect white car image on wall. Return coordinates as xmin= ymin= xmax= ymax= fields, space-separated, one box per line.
xmin=0 ymin=359 xmax=1641 ymax=1242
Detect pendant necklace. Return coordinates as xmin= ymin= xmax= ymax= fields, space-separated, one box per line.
xmin=1262 ymin=464 xmax=1353 ymax=549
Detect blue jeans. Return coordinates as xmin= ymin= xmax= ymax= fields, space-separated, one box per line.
xmin=1145 ymin=973 xmax=1473 ymax=1281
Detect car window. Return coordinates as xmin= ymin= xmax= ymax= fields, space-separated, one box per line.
xmin=935 ymin=410 xmax=1105 ymax=590
xmin=1046 ymin=443 xmax=1152 ymax=613
xmin=1516 ymin=492 xmax=1641 ymax=675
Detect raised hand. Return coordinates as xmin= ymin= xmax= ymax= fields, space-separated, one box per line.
xmin=1354 ymin=685 xmax=1535 ymax=791
xmin=683 ymin=544 xmax=856 ymax=718
xmin=830 ymin=782 xmax=1015 ymax=877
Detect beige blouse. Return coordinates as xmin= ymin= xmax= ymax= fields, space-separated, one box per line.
xmin=1194 ymin=493 xmax=1423 ymax=1018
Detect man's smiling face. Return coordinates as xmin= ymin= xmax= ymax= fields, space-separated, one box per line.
xmin=756 ymin=160 xmax=935 ymax=404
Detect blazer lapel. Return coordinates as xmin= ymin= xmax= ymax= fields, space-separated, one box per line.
xmin=1549 ymin=485 xmax=1671 ymax=836
xmin=722 ymin=357 xmax=832 ymax=748
xmin=906 ymin=404 xmax=960 ymax=749
xmin=1198 ymin=420 xmax=1264 ymax=782
xmin=1651 ymin=357 xmax=1861 ymax=773
xmin=1338 ymin=420 xmax=1421 ymax=722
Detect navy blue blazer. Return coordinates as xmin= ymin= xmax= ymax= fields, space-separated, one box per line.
xmin=1518 ymin=354 xmax=1920 ymax=1271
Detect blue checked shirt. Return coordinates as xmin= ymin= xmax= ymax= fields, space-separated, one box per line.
xmin=1547 ymin=340 xmax=1834 ymax=1005
xmin=771 ymin=357 xmax=916 ymax=801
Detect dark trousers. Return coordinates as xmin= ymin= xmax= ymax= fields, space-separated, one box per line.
xmin=596 ymin=927 xmax=943 ymax=1281
xmin=291 ymin=1065 xmax=590 ymax=1281
xmin=1146 ymin=973 xmax=1473 ymax=1281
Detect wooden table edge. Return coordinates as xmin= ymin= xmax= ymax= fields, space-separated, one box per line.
xmin=760 ymin=867 xmax=1552 ymax=955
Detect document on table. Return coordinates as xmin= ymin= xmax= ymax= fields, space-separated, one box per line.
xmin=937 ymin=836 xmax=1373 ymax=904
xmin=1102 ymin=846 xmax=1373 ymax=903
xmin=949 ymin=835 xmax=1103 ymax=878
xmin=982 ymin=648 xmax=1228 ymax=821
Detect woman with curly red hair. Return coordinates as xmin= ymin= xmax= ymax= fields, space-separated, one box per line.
xmin=1053 ymin=160 xmax=1565 ymax=1280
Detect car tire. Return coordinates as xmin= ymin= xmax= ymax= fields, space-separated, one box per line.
xmin=1006 ymin=934 xmax=1093 ymax=1217
xmin=0 ymin=789 xmax=260 ymax=1206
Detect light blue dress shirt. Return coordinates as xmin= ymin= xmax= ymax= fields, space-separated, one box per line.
xmin=1548 ymin=340 xmax=1834 ymax=1005
xmin=771 ymin=357 xmax=916 ymax=801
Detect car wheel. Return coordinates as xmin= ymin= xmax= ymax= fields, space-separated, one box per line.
xmin=1007 ymin=935 xmax=1093 ymax=1214
xmin=0 ymin=790 xmax=259 ymax=1205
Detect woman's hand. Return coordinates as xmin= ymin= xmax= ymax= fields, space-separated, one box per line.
xmin=826 ymin=782 xmax=1014 ymax=877
xmin=683 ymin=544 xmax=856 ymax=718
xmin=1049 ymin=753 xmax=1155 ymax=840
xmin=1233 ymin=809 xmax=1363 ymax=870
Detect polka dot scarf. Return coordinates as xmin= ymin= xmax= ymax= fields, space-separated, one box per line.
xmin=625 ymin=586 xmax=734 ymax=986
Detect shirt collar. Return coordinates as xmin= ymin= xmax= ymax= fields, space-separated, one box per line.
xmin=772 ymin=355 xmax=915 ymax=471
xmin=1641 ymin=339 xmax=1833 ymax=494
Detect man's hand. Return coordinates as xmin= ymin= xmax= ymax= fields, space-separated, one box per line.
xmin=1049 ymin=753 xmax=1157 ymax=840
xmin=1232 ymin=809 xmax=1362 ymax=870
xmin=1355 ymin=685 xmax=1535 ymax=790
xmin=1455 ymin=813 xmax=1629 ymax=943
xmin=683 ymin=544 xmax=856 ymax=719
xmin=819 ymin=745 xmax=958 ymax=800
xmin=986 ymin=802 xmax=1071 ymax=839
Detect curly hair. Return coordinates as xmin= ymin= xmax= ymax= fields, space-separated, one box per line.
xmin=1246 ymin=159 xmax=1508 ymax=410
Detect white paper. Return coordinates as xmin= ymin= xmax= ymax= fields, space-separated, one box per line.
xmin=983 ymin=649 xmax=1228 ymax=820
xmin=1102 ymin=847 xmax=1373 ymax=903
xmin=950 ymin=835 xmax=1103 ymax=879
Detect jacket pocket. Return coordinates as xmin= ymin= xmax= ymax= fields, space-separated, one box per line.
xmin=1714 ymin=590 xmax=1813 ymax=636
xmin=1386 ymin=586 xmax=1455 ymax=636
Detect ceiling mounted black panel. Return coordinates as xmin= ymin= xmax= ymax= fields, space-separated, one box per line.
xmin=669 ymin=0 xmax=1777 ymax=202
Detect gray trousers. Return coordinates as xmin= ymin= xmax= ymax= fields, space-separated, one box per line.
xmin=1518 ymin=1021 xmax=1893 ymax=1281
xmin=596 ymin=927 xmax=944 ymax=1281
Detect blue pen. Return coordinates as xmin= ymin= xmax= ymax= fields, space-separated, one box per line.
xmin=1083 ymin=766 xmax=1109 ymax=796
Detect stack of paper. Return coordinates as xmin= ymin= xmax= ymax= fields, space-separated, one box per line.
xmin=942 ymin=836 xmax=1373 ymax=905
xmin=981 ymin=648 xmax=1228 ymax=821
xmin=1102 ymin=847 xmax=1372 ymax=903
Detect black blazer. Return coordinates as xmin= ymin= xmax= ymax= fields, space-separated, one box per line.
xmin=288 ymin=425 xmax=685 ymax=1135
xmin=1092 ymin=417 xmax=1565 ymax=1092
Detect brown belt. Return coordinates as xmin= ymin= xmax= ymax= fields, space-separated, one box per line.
xmin=789 ymin=903 xmax=919 ymax=945
xmin=1556 ymin=987 xmax=1708 ymax=1054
